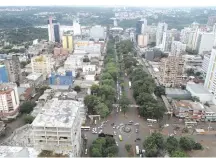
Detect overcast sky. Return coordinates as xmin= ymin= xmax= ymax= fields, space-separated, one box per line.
xmin=1 ymin=0 xmax=216 ymax=7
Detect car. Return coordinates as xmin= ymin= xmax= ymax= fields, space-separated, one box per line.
xmin=113 ymin=126 xmax=116 ymax=129
xmin=85 ymin=149 xmax=88 ymax=155
xmin=148 ymin=124 xmax=152 ymax=127
xmin=129 ymin=120 xmax=133 ymax=123
xmin=120 ymin=123 xmax=124 ymax=126
xmin=115 ymin=141 xmax=118 ymax=146
xmin=98 ymin=126 xmax=103 ymax=129
xmin=116 ymin=126 xmax=120 ymax=129
xmin=136 ymin=138 xmax=141 ymax=141
xmin=111 ymin=123 xmax=115 ymax=126
xmin=134 ymin=123 xmax=140 ymax=126
xmin=142 ymin=149 xmax=145 ymax=153
xmin=136 ymin=129 xmax=139 ymax=133
xmin=128 ymin=122 xmax=133 ymax=125
xmin=114 ymin=131 xmax=117 ymax=135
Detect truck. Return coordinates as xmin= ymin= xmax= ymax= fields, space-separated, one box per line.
xmin=129 ymin=81 xmax=131 ymax=89
xmin=136 ymin=146 xmax=139 ymax=155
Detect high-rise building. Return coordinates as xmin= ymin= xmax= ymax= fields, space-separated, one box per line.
xmin=62 ymin=34 xmax=74 ymax=53
xmin=159 ymin=56 xmax=184 ymax=87
xmin=135 ymin=19 xmax=147 ymax=41
xmin=171 ymin=41 xmax=186 ymax=56
xmin=161 ymin=29 xmax=178 ymax=52
xmin=32 ymin=99 xmax=82 ymax=156
xmin=3 ymin=55 xmax=21 ymax=84
xmin=0 ymin=65 xmax=9 ymax=83
xmin=156 ymin=22 xmax=168 ymax=47
xmin=202 ymin=54 xmax=211 ymax=74
xmin=0 ymin=83 xmax=20 ymax=120
xmin=48 ymin=17 xmax=61 ymax=43
xmin=73 ymin=18 xmax=81 ymax=36
xmin=31 ymin=55 xmax=53 ymax=79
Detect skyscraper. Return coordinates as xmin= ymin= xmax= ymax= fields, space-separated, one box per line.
xmin=156 ymin=22 xmax=168 ymax=47
xmin=135 ymin=19 xmax=147 ymax=42
xmin=48 ymin=17 xmax=61 ymax=43
xmin=63 ymin=34 xmax=74 ymax=53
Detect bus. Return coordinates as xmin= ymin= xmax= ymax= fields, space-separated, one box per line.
xmin=147 ymin=119 xmax=157 ymax=123
xmin=136 ymin=146 xmax=139 ymax=155
xmin=81 ymin=126 xmax=90 ymax=131
xmin=119 ymin=135 xmax=123 ymax=141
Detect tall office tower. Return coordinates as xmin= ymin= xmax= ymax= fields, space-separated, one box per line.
xmin=135 ymin=19 xmax=147 ymax=41
xmin=156 ymin=22 xmax=168 ymax=47
xmin=0 ymin=83 xmax=20 ymax=120
xmin=3 ymin=55 xmax=21 ymax=84
xmin=159 ymin=56 xmax=184 ymax=87
xmin=73 ymin=18 xmax=81 ymax=36
xmin=62 ymin=34 xmax=74 ymax=53
xmin=48 ymin=17 xmax=61 ymax=43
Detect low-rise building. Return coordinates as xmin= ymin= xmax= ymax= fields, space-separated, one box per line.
xmin=186 ymin=82 xmax=213 ymax=103
xmin=25 ymin=73 xmax=43 ymax=88
xmin=32 ymin=99 xmax=82 ymax=156
xmin=165 ymin=88 xmax=191 ymax=99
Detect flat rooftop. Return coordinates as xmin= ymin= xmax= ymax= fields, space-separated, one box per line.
xmin=26 ymin=73 xmax=42 ymax=81
xmin=166 ymin=88 xmax=190 ymax=95
xmin=187 ymin=83 xmax=211 ymax=94
xmin=32 ymin=99 xmax=83 ymax=128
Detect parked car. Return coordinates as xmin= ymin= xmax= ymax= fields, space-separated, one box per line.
xmin=85 ymin=149 xmax=88 ymax=155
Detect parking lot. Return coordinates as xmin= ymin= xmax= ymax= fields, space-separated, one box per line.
xmin=82 ymin=107 xmax=155 ymax=157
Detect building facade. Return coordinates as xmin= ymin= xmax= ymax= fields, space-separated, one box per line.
xmin=159 ymin=56 xmax=184 ymax=87
xmin=3 ymin=55 xmax=21 ymax=84
xmin=32 ymin=99 xmax=82 ymax=156
xmin=49 ymin=71 xmax=73 ymax=86
xmin=156 ymin=22 xmax=168 ymax=47
xmin=196 ymin=32 xmax=214 ymax=55
xmin=0 ymin=65 xmax=9 ymax=83
xmin=0 ymin=83 xmax=20 ymax=120
xmin=31 ymin=55 xmax=53 ymax=79
xmin=171 ymin=41 xmax=186 ymax=56
xmin=202 ymin=54 xmax=211 ymax=74
xmin=90 ymin=25 xmax=105 ymax=40
xmin=48 ymin=17 xmax=61 ymax=43
xmin=62 ymin=34 xmax=73 ymax=53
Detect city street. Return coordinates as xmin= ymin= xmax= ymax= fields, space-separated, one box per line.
xmin=82 ymin=107 xmax=152 ymax=157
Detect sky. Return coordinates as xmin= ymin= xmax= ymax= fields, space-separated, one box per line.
xmin=1 ymin=0 xmax=216 ymax=7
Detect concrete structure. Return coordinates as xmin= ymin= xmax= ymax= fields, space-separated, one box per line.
xmin=25 ymin=73 xmax=43 ymax=88
xmin=32 ymin=99 xmax=82 ymax=156
xmin=180 ymin=27 xmax=192 ymax=44
xmin=202 ymin=54 xmax=211 ymax=74
xmin=90 ymin=25 xmax=105 ymax=40
xmin=183 ymin=55 xmax=203 ymax=70
xmin=62 ymin=34 xmax=73 ymax=53
xmin=48 ymin=17 xmax=61 ymax=43
xmin=73 ymin=18 xmax=81 ymax=36
xmin=31 ymin=55 xmax=53 ymax=79
xmin=0 ymin=83 xmax=20 ymax=120
xmin=137 ymin=34 xmax=148 ymax=47
xmin=0 ymin=65 xmax=8 ymax=83
xmin=161 ymin=29 xmax=178 ymax=52
xmin=49 ymin=71 xmax=73 ymax=86
xmin=0 ymin=146 xmax=38 ymax=157
xmin=53 ymin=47 xmax=68 ymax=57
xmin=159 ymin=56 xmax=184 ymax=87
xmin=186 ymin=82 xmax=213 ymax=103
xmin=196 ymin=32 xmax=214 ymax=55
xmin=145 ymin=49 xmax=162 ymax=61
xmin=3 ymin=55 xmax=21 ymax=83
xmin=165 ymin=88 xmax=191 ymax=99
xmin=171 ymin=41 xmax=186 ymax=56
xmin=156 ymin=22 xmax=168 ymax=47
xmin=204 ymin=48 xmax=216 ymax=104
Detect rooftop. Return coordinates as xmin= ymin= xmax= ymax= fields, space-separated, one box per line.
xmin=166 ymin=88 xmax=190 ymax=95
xmin=186 ymin=82 xmax=211 ymax=94
xmin=26 ymin=73 xmax=42 ymax=81
xmin=32 ymin=99 xmax=83 ymax=128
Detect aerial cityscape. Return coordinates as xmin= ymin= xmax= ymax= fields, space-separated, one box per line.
xmin=1 ymin=3 xmax=216 ymax=157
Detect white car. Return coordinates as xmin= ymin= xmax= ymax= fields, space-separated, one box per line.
xmin=136 ymin=129 xmax=139 ymax=133
xmin=115 ymin=141 xmax=118 ymax=146
xmin=85 ymin=149 xmax=88 ymax=155
xmin=114 ymin=131 xmax=117 ymax=135
xmin=134 ymin=123 xmax=140 ymax=126
xmin=99 ymin=130 xmax=102 ymax=134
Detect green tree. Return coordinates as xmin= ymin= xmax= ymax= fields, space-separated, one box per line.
xmin=179 ymin=137 xmax=194 ymax=151
xmin=125 ymin=144 xmax=132 ymax=152
xmin=101 ymin=72 xmax=113 ymax=81
xmin=20 ymin=101 xmax=36 ymax=114
xmin=91 ymin=148 xmax=102 ymax=157
xmin=84 ymin=95 xmax=100 ymax=114
xmin=154 ymin=86 xmax=166 ymax=96
xmin=74 ymin=85 xmax=81 ymax=92
xmin=171 ymin=150 xmax=187 ymax=157
xmin=91 ymin=84 xmax=100 ymax=95
xmin=94 ymin=103 xmax=109 ymax=118
xmin=166 ymin=136 xmax=178 ymax=154
xmin=119 ymin=94 xmax=130 ymax=115
xmin=23 ymin=114 xmax=35 ymax=124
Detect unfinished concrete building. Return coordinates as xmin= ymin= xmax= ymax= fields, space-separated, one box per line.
xmin=32 ymin=99 xmax=82 ymax=156
xmin=159 ymin=56 xmax=184 ymax=87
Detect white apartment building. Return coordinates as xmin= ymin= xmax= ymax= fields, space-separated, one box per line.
xmin=0 ymin=83 xmax=20 ymax=120
xmin=196 ymin=32 xmax=214 ymax=55
xmin=202 ymin=54 xmax=211 ymax=74
xmin=204 ymin=48 xmax=216 ymax=104
xmin=32 ymin=99 xmax=82 ymax=156
xmin=25 ymin=72 xmax=43 ymax=88
xmin=161 ymin=29 xmax=178 ymax=52
xmin=31 ymin=55 xmax=54 ymax=79
xmin=171 ymin=41 xmax=186 ymax=56
xmin=180 ymin=27 xmax=192 ymax=44
xmin=156 ymin=22 xmax=168 ymax=47
xmin=64 ymin=55 xmax=83 ymax=71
